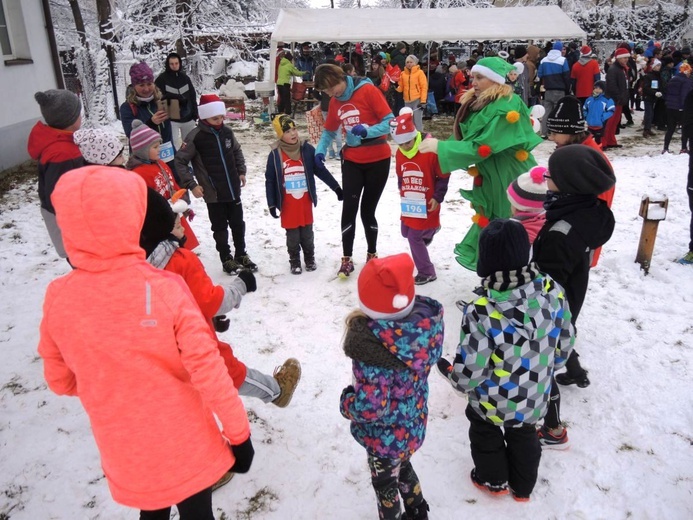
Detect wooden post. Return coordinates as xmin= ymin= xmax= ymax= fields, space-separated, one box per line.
xmin=635 ymin=196 xmax=668 ymax=274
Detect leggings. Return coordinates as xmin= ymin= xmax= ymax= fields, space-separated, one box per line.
xmin=368 ymin=455 xmax=424 ymax=520
xmin=664 ymin=109 xmax=690 ymax=152
xmin=139 ymin=486 xmax=213 ymax=520
xmin=341 ymin=157 xmax=390 ymax=257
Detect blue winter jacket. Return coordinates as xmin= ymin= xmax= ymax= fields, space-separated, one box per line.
xmin=584 ymin=94 xmax=615 ymax=127
xmin=265 ymin=141 xmax=341 ymax=211
xmin=340 ymin=297 xmax=444 ymax=459
xmin=665 ymin=75 xmax=693 ymax=111
xmin=538 ymin=50 xmax=571 ymax=93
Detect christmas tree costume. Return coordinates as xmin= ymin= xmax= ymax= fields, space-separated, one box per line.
xmin=436 ymin=58 xmax=543 ymax=271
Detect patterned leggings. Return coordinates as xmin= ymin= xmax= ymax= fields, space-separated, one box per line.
xmin=368 ymin=455 xmax=424 ymax=520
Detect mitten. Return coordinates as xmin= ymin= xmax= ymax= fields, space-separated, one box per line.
xmin=212 ymin=315 xmax=230 ymax=333
xmin=335 ymin=186 xmax=344 ymax=201
xmin=269 ymin=207 xmax=279 ymax=219
xmin=341 ymin=385 xmax=355 ymax=402
xmin=230 ymin=436 xmax=254 ymax=474
xmin=237 ymin=270 xmax=257 ymax=292
xmin=315 ymin=153 xmax=326 ymax=169
xmin=184 ymin=208 xmax=195 ymax=221
xmin=351 ymin=124 xmax=368 ymax=138
xmin=436 ymin=358 xmax=453 ymax=378
xmin=655 ymin=92 xmax=662 ymax=98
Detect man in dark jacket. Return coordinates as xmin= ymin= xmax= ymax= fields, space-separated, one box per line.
xmin=155 ymin=53 xmax=199 ymax=149
xmin=602 ymin=48 xmax=631 ymax=149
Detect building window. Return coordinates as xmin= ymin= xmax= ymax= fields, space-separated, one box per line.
xmin=2 ymin=0 xmax=32 ymax=64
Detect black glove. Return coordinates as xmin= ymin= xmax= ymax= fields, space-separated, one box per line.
xmin=436 ymin=358 xmax=453 ymax=378
xmin=269 ymin=207 xmax=279 ymax=219
xmin=237 ymin=269 xmax=257 ymax=292
xmin=230 ymin=436 xmax=254 ymax=474
xmin=212 ymin=315 xmax=230 ymax=333
xmin=341 ymin=385 xmax=355 ymax=402
xmin=334 ymin=186 xmax=344 ymax=201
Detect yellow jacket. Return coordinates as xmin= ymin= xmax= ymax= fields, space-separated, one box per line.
xmin=396 ymin=64 xmax=428 ymax=104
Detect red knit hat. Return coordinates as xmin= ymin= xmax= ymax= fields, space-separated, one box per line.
xmin=198 ymin=94 xmax=226 ymax=120
xmin=358 ymin=253 xmax=416 ymax=320
xmin=389 ymin=107 xmax=418 ymax=145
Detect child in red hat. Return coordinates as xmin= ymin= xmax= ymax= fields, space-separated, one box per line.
xmin=340 ymin=253 xmax=443 ymax=520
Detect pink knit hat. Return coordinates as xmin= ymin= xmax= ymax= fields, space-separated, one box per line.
xmin=129 ymin=120 xmax=161 ymax=160
xmin=507 ymin=166 xmax=548 ymax=212
xmin=129 ymin=62 xmax=154 ymax=85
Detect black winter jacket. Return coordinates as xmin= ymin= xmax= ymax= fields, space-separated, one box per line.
xmin=606 ymin=62 xmax=629 ymax=106
xmin=154 ymin=53 xmax=199 ymax=123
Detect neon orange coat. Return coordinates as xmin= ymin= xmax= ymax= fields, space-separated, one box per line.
xmin=397 ymin=64 xmax=429 ymax=104
xmin=38 ymin=167 xmax=249 ymax=510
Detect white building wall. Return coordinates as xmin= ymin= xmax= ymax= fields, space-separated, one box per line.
xmin=0 ymin=0 xmax=60 ymax=171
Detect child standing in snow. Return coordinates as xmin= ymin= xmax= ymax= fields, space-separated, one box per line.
xmin=437 ymin=219 xmax=574 ymax=502
xmin=583 ymin=81 xmax=615 ymax=146
xmin=175 ymin=94 xmax=258 ymax=275
xmin=73 ymin=128 xmax=126 ymax=167
xmin=506 ymin=166 xmax=548 ymax=244
xmin=532 ymin=145 xmax=615 ymax=445
xmin=340 ymin=253 xmax=443 ymax=520
xmin=264 ymin=114 xmax=343 ymax=274
xmin=126 ymin=119 xmax=199 ymax=251
xmin=140 ymin=188 xmax=302 ymax=412
xmin=390 ymin=108 xmax=449 ymax=285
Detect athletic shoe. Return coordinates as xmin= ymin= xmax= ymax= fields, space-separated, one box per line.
xmin=511 ymin=490 xmax=531 ymax=503
xmin=677 ymin=251 xmax=693 ymax=265
xmin=304 ymin=258 xmax=317 ymax=271
xmin=661 ymin=149 xmax=670 ymax=155
xmin=470 ymin=468 xmax=509 ymax=496
xmin=222 ymin=258 xmax=240 ymax=275
xmin=414 ymin=274 xmax=437 ymax=285
xmin=236 ymin=254 xmax=258 ymax=272
xmin=537 ymin=425 xmax=570 ymax=450
xmin=272 ymin=358 xmax=302 ymax=408
xmin=366 ymin=252 xmax=378 ymax=263
xmin=338 ymin=256 xmax=355 ymax=278
xmin=556 ymin=371 xmax=590 ymax=388
xmin=211 ymin=471 xmax=234 ymax=492
xmin=680 ymin=149 xmax=689 ymax=154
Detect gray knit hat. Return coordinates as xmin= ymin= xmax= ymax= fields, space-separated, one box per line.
xmin=34 ymin=90 xmax=82 ymax=130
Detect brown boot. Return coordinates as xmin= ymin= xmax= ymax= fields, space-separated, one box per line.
xmin=272 ymin=358 xmax=302 ymax=408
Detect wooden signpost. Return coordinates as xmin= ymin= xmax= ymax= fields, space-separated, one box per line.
xmin=635 ymin=196 xmax=668 ymax=274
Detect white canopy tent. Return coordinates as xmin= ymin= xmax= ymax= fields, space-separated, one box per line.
xmin=269 ymin=6 xmax=587 ymax=80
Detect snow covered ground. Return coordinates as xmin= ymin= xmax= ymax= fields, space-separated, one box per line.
xmin=1 ymin=108 xmax=692 ymax=519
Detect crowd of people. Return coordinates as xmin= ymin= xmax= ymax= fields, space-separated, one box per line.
xmin=24 ymin=36 xmax=693 ymax=520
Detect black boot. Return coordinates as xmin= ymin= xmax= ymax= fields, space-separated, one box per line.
xmin=556 ymin=351 xmax=590 ymax=388
xmin=289 ymin=256 xmax=302 ymax=275
xmin=403 ymin=499 xmax=429 ymax=520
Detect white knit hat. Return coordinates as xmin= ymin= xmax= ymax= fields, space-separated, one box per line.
xmin=507 ymin=166 xmax=548 ymax=212
xmin=73 ymin=128 xmax=124 ymax=165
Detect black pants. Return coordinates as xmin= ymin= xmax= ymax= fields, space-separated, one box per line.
xmin=277 ymin=83 xmax=292 ymax=115
xmin=622 ymin=104 xmax=634 ymax=124
xmin=688 ymin=150 xmax=693 ymax=251
xmin=544 ymin=375 xmax=561 ymax=430
xmin=664 ymin=109 xmax=690 ymax=151
xmin=341 ymin=157 xmax=390 ymax=257
xmin=207 ymin=201 xmax=246 ymax=262
xmin=368 ymin=455 xmax=425 ymax=520
xmin=286 ymin=224 xmax=314 ymax=262
xmin=466 ymin=404 xmax=542 ymax=497
xmin=139 ymin=486 xmax=213 ymax=520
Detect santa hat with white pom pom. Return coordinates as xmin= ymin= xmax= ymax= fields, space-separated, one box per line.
xmin=358 ymin=253 xmax=416 ymax=320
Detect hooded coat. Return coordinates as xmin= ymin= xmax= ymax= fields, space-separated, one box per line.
xmin=397 ymin=64 xmax=428 ymax=104
xmin=154 ymin=52 xmax=199 ymax=123
xmin=38 ymin=166 xmax=250 ymax=510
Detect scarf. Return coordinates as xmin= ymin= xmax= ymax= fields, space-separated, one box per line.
xmin=479 ymin=263 xmax=539 ymax=293
xmin=137 ymin=95 xmax=154 ymax=103
xmin=276 ymin=138 xmax=301 ymax=161
xmin=147 ymin=239 xmax=179 ymax=269
xmin=343 ymin=316 xmax=407 ymax=370
xmin=399 ymin=132 xmax=423 ymax=159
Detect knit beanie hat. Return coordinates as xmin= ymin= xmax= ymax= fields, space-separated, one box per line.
xmin=594 ymin=80 xmax=606 ymax=91
xmin=546 ymin=96 xmax=586 ymax=134
xmin=396 ymin=42 xmax=407 ymax=51
xmin=553 ymin=41 xmax=564 ymax=51
xmin=129 ymin=61 xmax=154 ymax=85
xmin=477 ymin=219 xmax=530 ymax=278
xmin=507 ymin=166 xmax=548 ymax=213
xmin=73 ymin=128 xmax=124 ymax=165
xmin=130 ymin=120 xmax=161 ymax=161
xmin=680 ymin=63 xmax=692 ymax=76
xmin=406 ymin=54 xmax=419 ymax=65
xmin=514 ymin=45 xmax=527 ymax=60
xmin=547 ymin=145 xmax=616 ymax=195
xmin=140 ymin=188 xmax=176 ymax=257
xmin=652 ymin=59 xmax=662 ymax=69
xmin=580 ymin=45 xmax=592 ymax=57
xmin=34 ymin=90 xmax=82 ymax=130
xmin=471 ymin=57 xmax=516 ymax=84
xmin=198 ymin=94 xmax=226 ymax=120
xmin=272 ymin=114 xmax=296 ymax=139
xmin=512 ymin=62 xmax=524 ymax=75
xmin=389 ymin=107 xmax=418 ymax=144
xmin=358 ymin=253 xmax=416 ymax=320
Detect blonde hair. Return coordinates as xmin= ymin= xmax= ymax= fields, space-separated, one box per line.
xmin=314 ymin=64 xmax=346 ymax=91
xmin=459 ymin=82 xmax=513 ymax=107
xmin=126 ymin=85 xmax=164 ymax=105
xmin=345 ymin=309 xmax=368 ymax=327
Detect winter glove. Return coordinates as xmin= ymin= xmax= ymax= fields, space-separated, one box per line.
xmin=315 ymin=153 xmax=326 ymax=169
xmin=436 ymin=358 xmax=453 ymax=379
xmin=269 ymin=207 xmax=280 ymax=219
xmin=655 ymin=92 xmax=663 ymax=98
xmin=340 ymin=385 xmax=355 ymax=402
xmin=230 ymin=436 xmax=254 ymax=474
xmin=351 ymin=124 xmax=368 ymax=138
xmin=335 ymin=186 xmax=344 ymax=201
xmin=212 ymin=315 xmax=230 ymax=333
xmin=237 ymin=270 xmax=257 ymax=292
xmin=184 ymin=208 xmax=195 ymax=221
xmin=418 ymin=138 xmax=439 ymax=155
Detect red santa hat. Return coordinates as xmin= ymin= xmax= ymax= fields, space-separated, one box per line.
xmin=389 ymin=107 xmax=418 ymax=145
xmin=580 ymin=45 xmax=592 ymax=57
xmin=198 ymin=94 xmax=226 ymax=120
xmin=614 ymin=48 xmax=630 ymax=59
xmin=358 ymin=253 xmax=416 ymax=320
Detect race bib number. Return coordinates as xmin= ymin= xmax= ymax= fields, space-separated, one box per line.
xmin=401 ymin=197 xmax=426 ymax=218
xmin=285 ymin=174 xmax=307 ymax=198
xmin=159 ymin=141 xmax=175 ymax=162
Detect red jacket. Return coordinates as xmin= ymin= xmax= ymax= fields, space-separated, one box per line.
xmin=39 ymin=167 xmax=249 ymax=510
xmin=571 ymin=59 xmax=601 ymax=98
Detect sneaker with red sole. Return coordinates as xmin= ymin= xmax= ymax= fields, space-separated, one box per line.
xmin=511 ymin=492 xmax=531 ymax=503
xmin=538 ymin=425 xmax=570 ymax=450
xmin=470 ymin=469 xmax=509 ymax=496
